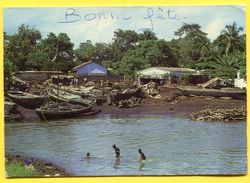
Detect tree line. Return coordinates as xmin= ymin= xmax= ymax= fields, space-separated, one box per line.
xmin=4 ymin=22 xmax=246 ymax=85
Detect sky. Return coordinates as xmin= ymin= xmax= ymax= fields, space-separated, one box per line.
xmin=4 ymin=6 xmax=246 ymax=48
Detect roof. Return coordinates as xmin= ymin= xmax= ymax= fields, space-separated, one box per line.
xmin=17 ymin=71 xmax=63 ymax=74
xmin=72 ymin=61 xmax=106 ymax=71
xmin=201 ymin=77 xmax=234 ymax=88
xmin=155 ymin=67 xmax=196 ymax=72
xmin=136 ymin=67 xmax=197 ymax=79
xmin=73 ymin=61 xmax=93 ymax=71
xmin=137 ymin=67 xmax=170 ymax=79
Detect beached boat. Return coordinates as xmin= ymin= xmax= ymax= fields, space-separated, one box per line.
xmin=7 ymin=91 xmax=47 ymax=109
xmin=48 ymin=88 xmax=95 ymax=106
xmin=110 ymin=88 xmax=142 ymax=102
xmin=4 ymin=100 xmax=17 ymax=115
xmin=36 ymin=47 xmax=99 ymax=121
xmin=50 ymin=84 xmax=106 ymax=105
xmin=35 ymin=103 xmax=96 ymax=120
xmin=177 ymin=86 xmax=246 ymax=100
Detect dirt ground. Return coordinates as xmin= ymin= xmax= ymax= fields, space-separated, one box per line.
xmin=13 ymin=87 xmax=246 ymax=121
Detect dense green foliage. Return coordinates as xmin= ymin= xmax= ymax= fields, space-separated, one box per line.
xmin=4 ymin=22 xmax=246 ymax=82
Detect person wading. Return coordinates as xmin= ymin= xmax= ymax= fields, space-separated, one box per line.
xmin=138 ymin=149 xmax=146 ymax=161
xmin=112 ymin=144 xmax=120 ymax=158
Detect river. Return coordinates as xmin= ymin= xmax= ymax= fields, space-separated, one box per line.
xmin=5 ymin=115 xmax=247 ymax=175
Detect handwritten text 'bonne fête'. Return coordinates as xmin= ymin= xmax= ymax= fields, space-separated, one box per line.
xmin=58 ymin=7 xmax=187 ymax=31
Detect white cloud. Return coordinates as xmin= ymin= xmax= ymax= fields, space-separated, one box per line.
xmin=205 ymin=18 xmax=226 ymax=40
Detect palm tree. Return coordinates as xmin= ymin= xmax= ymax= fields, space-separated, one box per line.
xmin=194 ymin=35 xmax=211 ymax=57
xmin=141 ymin=29 xmax=157 ymax=40
xmin=219 ymin=22 xmax=244 ymax=55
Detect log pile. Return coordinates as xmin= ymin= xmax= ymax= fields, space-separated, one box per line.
xmin=190 ymin=107 xmax=246 ymax=122
xmin=164 ymin=92 xmax=182 ymax=104
xmin=142 ymin=81 xmax=161 ymax=99
xmin=116 ymin=97 xmax=141 ymax=108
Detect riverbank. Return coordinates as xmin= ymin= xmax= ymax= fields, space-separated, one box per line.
xmin=12 ymin=87 xmax=246 ymax=122
xmin=5 ymin=154 xmax=71 ymax=177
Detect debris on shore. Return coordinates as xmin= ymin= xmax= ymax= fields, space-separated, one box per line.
xmin=142 ymin=81 xmax=161 ymax=99
xmin=4 ymin=99 xmax=24 ymax=121
xmin=190 ymin=107 xmax=246 ymax=122
xmin=116 ymin=96 xmax=141 ymax=108
xmin=4 ymin=75 xmax=247 ymax=120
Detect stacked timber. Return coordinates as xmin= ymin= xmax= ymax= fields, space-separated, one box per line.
xmin=117 ymin=97 xmax=141 ymax=108
xmin=109 ymin=88 xmax=143 ymax=108
xmin=164 ymin=92 xmax=182 ymax=104
xmin=142 ymin=81 xmax=161 ymax=99
xmin=190 ymin=107 xmax=246 ymax=122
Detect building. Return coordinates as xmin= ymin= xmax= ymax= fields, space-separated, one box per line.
xmin=234 ymin=71 xmax=247 ymax=89
xmin=72 ymin=61 xmax=108 ymax=77
xmin=136 ymin=67 xmax=197 ymax=85
xmin=200 ymin=77 xmax=234 ymax=89
xmin=15 ymin=71 xmax=63 ymax=81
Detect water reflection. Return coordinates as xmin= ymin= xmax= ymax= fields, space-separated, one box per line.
xmin=139 ymin=161 xmax=146 ymax=170
xmin=114 ymin=157 xmax=120 ymax=169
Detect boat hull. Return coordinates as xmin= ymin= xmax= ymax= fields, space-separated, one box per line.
xmin=48 ymin=89 xmax=94 ymax=106
xmin=178 ymin=87 xmax=246 ymax=100
xmin=7 ymin=91 xmax=47 ymax=109
xmin=35 ymin=104 xmax=94 ymax=120
xmin=4 ymin=101 xmax=17 ymax=114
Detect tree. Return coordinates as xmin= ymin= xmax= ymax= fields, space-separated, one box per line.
xmin=213 ymin=22 xmax=245 ymax=55
xmin=139 ymin=29 xmax=157 ymax=40
xmin=4 ymin=24 xmax=41 ymax=71
xmin=27 ymin=32 xmax=75 ymax=72
xmin=112 ymin=29 xmax=140 ymax=51
xmin=197 ymin=51 xmax=246 ymax=79
xmin=75 ymin=41 xmax=113 ymax=66
xmin=4 ymin=59 xmax=16 ymax=90
xmin=74 ymin=40 xmax=95 ymax=63
xmin=116 ymin=40 xmax=178 ymax=77
xmin=117 ymin=48 xmax=151 ymax=78
xmin=174 ymin=23 xmax=211 ymax=68
xmin=174 ymin=23 xmax=206 ymax=39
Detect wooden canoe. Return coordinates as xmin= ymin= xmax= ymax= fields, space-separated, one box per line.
xmin=177 ymin=87 xmax=246 ymax=100
xmin=48 ymin=88 xmax=94 ymax=106
xmin=35 ymin=103 xmax=95 ymax=120
xmin=7 ymin=91 xmax=47 ymax=109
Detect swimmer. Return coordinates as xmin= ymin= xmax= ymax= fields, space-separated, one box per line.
xmin=112 ymin=144 xmax=120 ymax=158
xmin=138 ymin=149 xmax=146 ymax=161
xmin=85 ymin=152 xmax=91 ymax=159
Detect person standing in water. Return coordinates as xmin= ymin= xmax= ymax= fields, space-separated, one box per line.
xmin=85 ymin=152 xmax=91 ymax=159
xmin=112 ymin=144 xmax=120 ymax=158
xmin=138 ymin=149 xmax=146 ymax=161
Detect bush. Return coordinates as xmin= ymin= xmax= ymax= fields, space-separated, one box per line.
xmin=5 ymin=162 xmax=40 ymax=177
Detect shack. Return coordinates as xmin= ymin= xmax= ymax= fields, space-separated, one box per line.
xmin=72 ymin=61 xmax=108 ymax=77
xmin=200 ymin=77 xmax=234 ymax=89
xmin=15 ymin=71 xmax=63 ymax=81
xmin=136 ymin=67 xmax=197 ymax=85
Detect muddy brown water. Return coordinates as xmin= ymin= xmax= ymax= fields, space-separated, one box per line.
xmin=5 ymin=114 xmax=247 ymax=176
